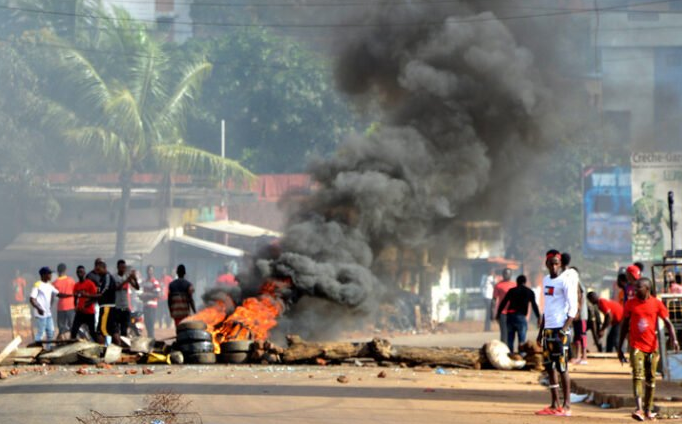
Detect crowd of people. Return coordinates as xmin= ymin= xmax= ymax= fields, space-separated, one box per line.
xmin=17 ymin=259 xmax=201 ymax=348
xmin=486 ymin=252 xmax=680 ymax=420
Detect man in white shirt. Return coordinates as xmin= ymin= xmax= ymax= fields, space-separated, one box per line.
xmin=480 ymin=270 xmax=495 ymax=332
xmin=30 ymin=267 xmax=60 ymax=349
xmin=535 ymin=250 xmax=578 ymax=417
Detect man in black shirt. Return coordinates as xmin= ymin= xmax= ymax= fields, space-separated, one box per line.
xmin=87 ymin=259 xmax=118 ymax=345
xmin=496 ymin=275 xmax=540 ymax=353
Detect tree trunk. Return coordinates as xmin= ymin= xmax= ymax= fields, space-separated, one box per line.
xmin=282 ymin=336 xmax=482 ymax=369
xmin=114 ymin=171 xmax=133 ymax=259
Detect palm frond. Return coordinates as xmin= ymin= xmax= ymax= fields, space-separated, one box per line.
xmin=152 ymin=143 xmax=254 ymax=183
xmin=105 ymin=88 xmax=145 ymax=156
xmin=157 ymin=61 xmax=212 ymax=135
xmin=64 ymin=126 xmax=130 ymax=167
xmin=42 ymin=33 xmax=112 ymax=114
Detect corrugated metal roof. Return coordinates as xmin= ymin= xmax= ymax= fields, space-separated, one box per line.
xmin=0 ymin=230 xmax=167 ymax=261
xmin=193 ymin=220 xmax=282 ymax=238
xmin=171 ymin=235 xmax=245 ymax=258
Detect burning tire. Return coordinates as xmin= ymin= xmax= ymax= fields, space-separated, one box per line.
xmin=176 ymin=321 xmax=208 ymax=332
xmin=185 ymin=352 xmax=216 ymax=364
xmin=177 ymin=341 xmax=214 ymax=355
xmin=176 ymin=329 xmax=213 ymax=344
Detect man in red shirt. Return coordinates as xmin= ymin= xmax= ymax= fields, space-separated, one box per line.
xmin=618 ymin=277 xmax=679 ymax=421
xmin=491 ymin=268 xmax=516 ymax=347
xmin=587 ymin=292 xmax=623 ymax=352
xmin=70 ymin=265 xmax=98 ymax=340
xmin=53 ymin=263 xmax=76 ymax=340
xmin=216 ymin=265 xmax=237 ymax=287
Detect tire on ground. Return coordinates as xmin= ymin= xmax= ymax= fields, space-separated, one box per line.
xmin=185 ymin=352 xmax=216 ymax=364
xmin=176 ymin=329 xmax=213 ymax=344
xmin=176 ymin=321 xmax=208 ymax=332
xmin=177 ymin=341 xmax=214 ymax=355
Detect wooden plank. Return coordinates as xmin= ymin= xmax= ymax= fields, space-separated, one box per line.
xmin=0 ymin=336 xmax=22 ymax=364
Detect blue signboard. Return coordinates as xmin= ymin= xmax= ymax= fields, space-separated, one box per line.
xmin=583 ymin=166 xmax=632 ymax=256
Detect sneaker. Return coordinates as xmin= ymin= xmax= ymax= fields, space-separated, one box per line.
xmin=535 ymin=406 xmax=558 ymax=415
xmin=632 ymin=410 xmax=645 ymax=421
xmin=645 ymin=411 xmax=657 ymax=420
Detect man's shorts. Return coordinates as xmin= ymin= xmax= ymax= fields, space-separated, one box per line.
xmin=98 ymin=306 xmax=118 ymax=336
xmin=57 ymin=309 xmax=75 ymax=334
xmin=542 ymin=328 xmax=570 ymax=373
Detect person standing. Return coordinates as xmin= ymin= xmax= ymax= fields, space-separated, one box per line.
xmin=618 ymin=277 xmax=679 ymax=421
xmin=587 ymin=292 xmax=623 ymax=353
xmin=71 ymin=265 xmax=98 ymax=340
xmin=29 ymin=267 xmax=59 ymax=349
xmin=159 ymin=267 xmax=174 ymax=328
xmin=113 ymin=260 xmax=139 ymax=341
xmin=492 ymin=268 xmax=515 ymax=347
xmin=93 ymin=260 xmax=118 ymax=345
xmin=624 ymin=265 xmax=641 ymax=303
xmin=495 ymin=275 xmax=540 ymax=352
xmin=53 ymin=263 xmax=76 ymax=340
xmin=140 ymin=265 xmax=162 ymax=339
xmin=535 ymin=250 xmax=578 ymax=417
xmin=11 ymin=270 xmax=27 ymax=304
xmin=168 ymin=264 xmax=196 ymax=326
xmin=480 ymin=270 xmax=495 ymax=332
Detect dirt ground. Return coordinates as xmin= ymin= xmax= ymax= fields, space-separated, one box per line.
xmin=1 ymin=323 xmax=679 ymax=423
xmin=0 ymin=363 xmax=634 ymax=424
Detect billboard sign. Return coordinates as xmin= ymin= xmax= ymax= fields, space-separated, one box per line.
xmin=631 ymin=152 xmax=682 ymax=261
xmin=583 ymin=166 xmax=632 ymax=256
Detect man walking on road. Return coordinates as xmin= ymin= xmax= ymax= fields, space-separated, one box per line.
xmin=168 ymin=264 xmax=196 ymax=326
xmin=495 ymin=275 xmax=540 ymax=352
xmin=492 ymin=268 xmax=515 ymax=347
xmin=53 ymin=263 xmax=76 ymax=340
xmin=535 ymin=250 xmax=578 ymax=417
xmin=618 ymin=277 xmax=679 ymax=421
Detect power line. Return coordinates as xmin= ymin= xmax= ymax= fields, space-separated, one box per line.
xmin=1 ymin=0 xmax=681 ymax=29
xmin=0 ymin=34 xmax=312 ymax=72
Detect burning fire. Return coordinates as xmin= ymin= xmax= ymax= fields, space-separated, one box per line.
xmin=182 ymin=278 xmax=292 ymax=353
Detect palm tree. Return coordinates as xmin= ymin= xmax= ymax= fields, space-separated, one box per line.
xmin=41 ymin=7 xmax=253 ymax=258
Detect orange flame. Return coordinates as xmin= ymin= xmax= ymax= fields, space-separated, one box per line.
xmin=182 ymin=278 xmax=291 ymax=353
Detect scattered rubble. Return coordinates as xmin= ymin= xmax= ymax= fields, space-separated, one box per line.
xmin=377 ymin=371 xmax=387 ymax=378
xmin=336 ymin=375 xmax=349 ymax=384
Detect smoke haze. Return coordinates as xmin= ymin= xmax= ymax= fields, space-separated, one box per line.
xmin=262 ymin=0 xmax=570 ymax=339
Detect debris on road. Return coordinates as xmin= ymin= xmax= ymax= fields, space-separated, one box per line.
xmin=337 ymin=375 xmax=349 ymax=384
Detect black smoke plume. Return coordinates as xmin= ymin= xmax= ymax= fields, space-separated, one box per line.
xmin=261 ymin=0 xmax=566 ymax=339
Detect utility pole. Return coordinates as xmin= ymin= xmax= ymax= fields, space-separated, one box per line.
xmin=220 ymin=120 xmax=226 ymax=209
xmin=668 ymin=191 xmax=675 ymax=258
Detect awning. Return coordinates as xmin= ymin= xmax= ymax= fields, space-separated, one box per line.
xmin=193 ymin=220 xmax=282 ymax=238
xmin=172 ymin=235 xmax=245 ymax=258
xmin=0 ymin=230 xmax=167 ymax=261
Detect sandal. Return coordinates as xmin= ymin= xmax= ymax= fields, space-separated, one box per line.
xmin=632 ymin=410 xmax=645 ymax=421
xmin=535 ymin=406 xmax=558 ymax=415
